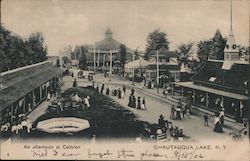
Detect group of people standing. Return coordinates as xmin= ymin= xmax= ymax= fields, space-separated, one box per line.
xmin=1 ymin=115 xmax=33 ymax=140
xmin=156 ymin=114 xmax=185 ymax=141
xmin=170 ymin=99 xmax=191 ymax=120
xmin=95 ymin=82 xmax=127 ymax=101
xmin=128 ymin=88 xmax=146 ymax=110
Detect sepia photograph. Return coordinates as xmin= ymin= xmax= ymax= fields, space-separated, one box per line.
xmin=0 ymin=0 xmax=249 ymax=160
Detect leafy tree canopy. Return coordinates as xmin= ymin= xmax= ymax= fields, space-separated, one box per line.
xmin=145 ymin=28 xmax=169 ymax=60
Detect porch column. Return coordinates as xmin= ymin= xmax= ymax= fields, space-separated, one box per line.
xmin=97 ymin=49 xmax=100 ymax=67
xmin=109 ymin=50 xmax=112 ymax=81
xmin=172 ymin=84 xmax=174 ymax=96
xmin=32 ymin=90 xmax=35 ymax=108
xmin=206 ymin=92 xmax=209 ymax=108
xmin=10 ymin=105 xmax=13 ymax=126
xmin=23 ymin=97 xmax=26 ymax=114
xmin=40 ymin=86 xmax=42 ymax=102
xmin=181 ymin=87 xmax=184 ymax=97
xmin=103 ymin=54 xmax=105 ymax=67
xmin=193 ymin=89 xmax=196 ymax=104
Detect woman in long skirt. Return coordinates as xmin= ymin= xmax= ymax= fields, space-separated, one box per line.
xmin=213 ymin=116 xmax=223 ymax=133
xmin=141 ymin=97 xmax=146 ymax=110
xmin=137 ymin=97 xmax=141 ymax=109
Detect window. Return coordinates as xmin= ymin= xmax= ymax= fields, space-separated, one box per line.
xmin=209 ymin=77 xmax=216 ymax=82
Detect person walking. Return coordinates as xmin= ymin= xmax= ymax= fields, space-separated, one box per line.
xmin=73 ymin=78 xmax=77 ymax=87
xmin=131 ymin=87 xmax=135 ymax=95
xmin=170 ymin=105 xmax=175 ymax=119
xmin=219 ymin=109 xmax=225 ymax=125
xmin=118 ymin=88 xmax=122 ymax=99
xmin=121 ymin=90 xmax=125 ymax=99
xmin=182 ymin=106 xmax=187 ymax=119
xmin=128 ymin=94 xmax=133 ymax=107
xmin=176 ymin=106 xmax=182 ymax=120
xmin=203 ymin=113 xmax=209 ymax=126
xmin=137 ymin=97 xmax=141 ymax=109
xmin=141 ymin=97 xmax=146 ymax=110
xmin=106 ymin=86 xmax=110 ymax=95
xmin=123 ymin=85 xmax=126 ymax=96
xmin=132 ymin=95 xmax=136 ymax=108
xmin=213 ymin=114 xmax=223 ymax=133
xmin=101 ymin=83 xmax=105 ymax=94
xmin=96 ymin=84 xmax=99 ymax=93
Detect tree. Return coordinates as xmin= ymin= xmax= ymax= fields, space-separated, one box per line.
xmin=78 ymin=45 xmax=88 ymax=70
xmin=0 ymin=24 xmax=48 ymax=72
xmin=175 ymin=42 xmax=194 ymax=73
xmin=239 ymin=46 xmax=249 ymax=61
xmin=197 ymin=40 xmax=213 ymax=62
xmin=211 ymin=29 xmax=226 ymax=60
xmin=119 ymin=44 xmax=127 ymax=67
xmin=145 ymin=28 xmax=169 ymax=60
xmin=176 ymin=42 xmax=194 ymax=64
xmin=27 ymin=32 xmax=48 ymax=63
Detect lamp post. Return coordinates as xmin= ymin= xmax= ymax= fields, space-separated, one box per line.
xmin=157 ymin=50 xmax=159 ymax=93
xmin=132 ymin=52 xmax=135 ymax=85
xmin=93 ymin=43 xmax=96 ymax=73
xmin=109 ymin=49 xmax=112 ymax=81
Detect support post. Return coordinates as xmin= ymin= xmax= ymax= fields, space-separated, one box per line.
xmin=94 ymin=45 xmax=96 ymax=72
xmin=206 ymin=92 xmax=209 ymax=108
xmin=193 ymin=89 xmax=196 ymax=104
xmin=109 ymin=49 xmax=112 ymax=81
xmin=97 ymin=49 xmax=100 ymax=67
xmin=157 ymin=50 xmax=159 ymax=93
xmin=132 ymin=52 xmax=135 ymax=85
xmin=103 ymin=54 xmax=105 ymax=67
xmin=10 ymin=105 xmax=13 ymax=126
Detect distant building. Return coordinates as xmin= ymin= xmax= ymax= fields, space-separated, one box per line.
xmin=146 ymin=47 xmax=180 ymax=88
xmin=87 ymin=27 xmax=134 ymax=72
xmin=174 ymin=31 xmax=249 ymax=120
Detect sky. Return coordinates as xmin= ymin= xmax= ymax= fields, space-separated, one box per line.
xmin=1 ymin=0 xmax=249 ymax=56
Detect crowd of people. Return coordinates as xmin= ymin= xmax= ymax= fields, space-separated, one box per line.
xmin=47 ymin=93 xmax=91 ymax=114
xmin=1 ymin=115 xmax=32 ymax=140
xmin=170 ymin=99 xmax=191 ymax=120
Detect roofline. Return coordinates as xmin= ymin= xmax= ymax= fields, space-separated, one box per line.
xmin=0 ymin=61 xmax=49 ymax=76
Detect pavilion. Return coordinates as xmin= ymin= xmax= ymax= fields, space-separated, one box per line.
xmin=87 ymin=27 xmax=134 ymax=72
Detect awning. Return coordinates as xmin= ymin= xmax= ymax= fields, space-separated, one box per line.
xmin=125 ymin=59 xmax=149 ymax=69
xmin=174 ymin=81 xmax=249 ymax=100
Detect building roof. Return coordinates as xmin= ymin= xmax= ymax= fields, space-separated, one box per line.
xmin=125 ymin=59 xmax=150 ymax=69
xmin=0 ymin=62 xmax=61 ymax=110
xmin=95 ymin=38 xmax=121 ymax=51
xmin=105 ymin=27 xmax=113 ymax=35
xmin=174 ymin=82 xmax=248 ymax=100
xmin=146 ymin=63 xmax=180 ymax=70
xmin=190 ymin=60 xmax=249 ymax=95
